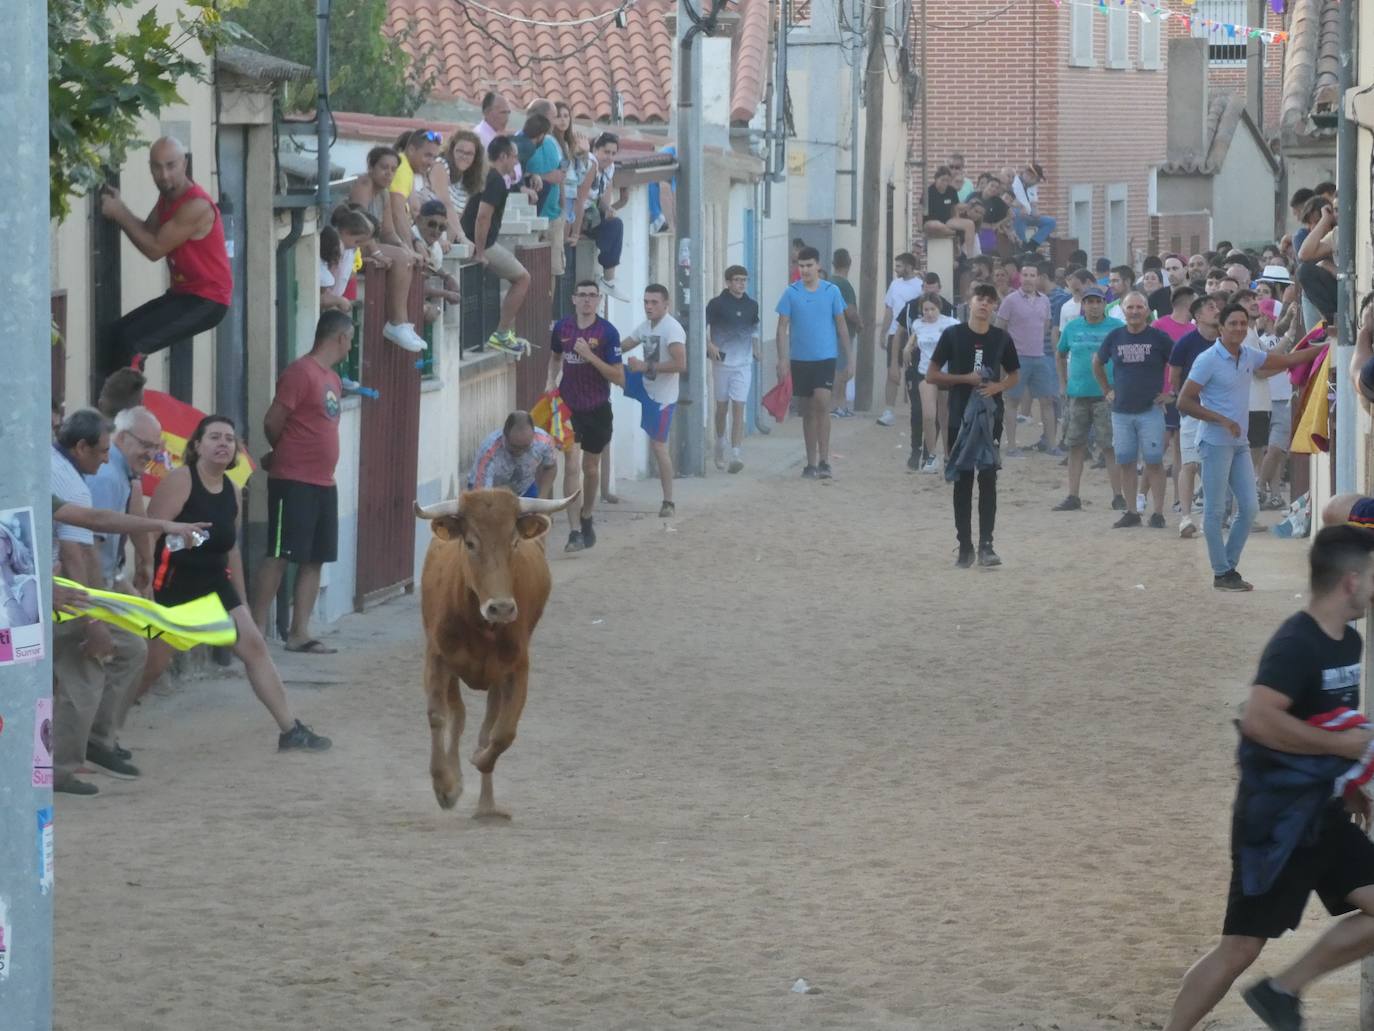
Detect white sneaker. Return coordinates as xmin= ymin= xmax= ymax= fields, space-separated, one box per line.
xmin=383 ymin=322 xmax=427 ymax=353
xmin=876 ymin=409 xmax=895 ymax=427
xmin=1179 ymin=516 xmax=1198 ymax=539
xmin=597 ymin=275 xmax=628 ymax=302
xmin=922 ymin=454 xmax=939 ymax=474
xmin=714 ymin=437 xmax=727 ymax=470
xmin=728 ymin=448 xmax=744 ymax=474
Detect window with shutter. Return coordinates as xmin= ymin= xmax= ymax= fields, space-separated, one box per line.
xmin=1139 ymin=8 xmax=1161 ymax=70
xmin=1069 ymin=4 xmax=1094 ymax=68
xmin=1193 ymin=0 xmax=1249 ymax=66
xmin=1107 ymin=6 xmax=1129 ymax=69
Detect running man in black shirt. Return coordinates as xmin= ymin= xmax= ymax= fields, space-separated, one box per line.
xmin=927 ymin=283 xmax=1020 ymax=568
xmin=1163 ymin=525 xmax=1374 ymax=1031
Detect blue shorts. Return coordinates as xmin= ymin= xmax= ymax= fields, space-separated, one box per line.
xmin=624 ymin=371 xmax=677 ymax=444
xmin=1005 ymin=354 xmax=1057 ymax=400
xmin=1110 ymin=407 xmax=1166 ymax=466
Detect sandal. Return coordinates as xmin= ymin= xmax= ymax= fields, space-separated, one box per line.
xmin=284 ymin=639 xmax=337 ymax=655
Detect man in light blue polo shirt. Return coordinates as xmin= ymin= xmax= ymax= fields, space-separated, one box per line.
xmin=1180 ymin=301 xmax=1321 ymax=591
xmin=775 ymin=246 xmax=851 ymax=480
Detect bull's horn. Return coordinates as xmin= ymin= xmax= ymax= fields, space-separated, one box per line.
xmin=414 ymin=499 xmax=462 ymax=520
xmin=517 ymin=490 xmax=581 ymax=515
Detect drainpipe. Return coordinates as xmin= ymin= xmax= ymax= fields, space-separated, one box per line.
xmin=1334 ymin=0 xmax=1355 ymax=495
xmin=316 ymin=0 xmax=332 ymax=213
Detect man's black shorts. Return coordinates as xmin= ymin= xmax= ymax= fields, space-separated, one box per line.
xmin=570 ymin=402 xmax=614 ymax=455
xmin=1248 ymin=410 xmax=1272 ymax=451
xmin=1223 ymin=812 xmax=1374 ymax=938
xmin=791 ymin=358 xmax=836 ymax=398
xmin=266 ymin=478 xmax=338 ymax=564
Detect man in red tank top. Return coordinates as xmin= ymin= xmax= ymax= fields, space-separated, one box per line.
xmin=98 ymin=136 xmax=233 ymax=382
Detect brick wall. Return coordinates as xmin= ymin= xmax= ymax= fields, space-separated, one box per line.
xmin=907 ymin=1 xmax=1168 ymax=264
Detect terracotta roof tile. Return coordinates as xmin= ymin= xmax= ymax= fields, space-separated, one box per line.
xmin=730 ymin=0 xmax=772 ymax=125
xmin=389 ymin=0 xmax=674 ymax=123
xmin=1279 ymin=0 xmax=1340 ymax=143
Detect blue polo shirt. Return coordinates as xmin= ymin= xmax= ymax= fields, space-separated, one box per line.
xmin=1186 ymin=340 xmax=1266 ymax=446
xmin=775 ymin=279 xmax=845 ymax=361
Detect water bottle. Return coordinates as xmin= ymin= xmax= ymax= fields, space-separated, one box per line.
xmin=164 ymin=530 xmax=208 ymax=553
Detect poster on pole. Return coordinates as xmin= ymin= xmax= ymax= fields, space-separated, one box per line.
xmin=0 ymin=506 xmax=44 ymax=665
xmin=31 ymin=697 xmax=52 ymax=788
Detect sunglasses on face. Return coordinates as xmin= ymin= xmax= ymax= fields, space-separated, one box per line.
xmin=423 ymin=220 xmax=446 ymax=231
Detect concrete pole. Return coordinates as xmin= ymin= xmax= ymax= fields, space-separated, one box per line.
xmin=1334 ymin=0 xmax=1356 ymax=499
xmin=854 ymin=0 xmax=886 ymax=413
xmin=0 ymin=1 xmax=54 ymax=1027
xmin=316 ymin=0 xmax=332 ymax=214
xmin=675 ymin=0 xmax=707 ymax=476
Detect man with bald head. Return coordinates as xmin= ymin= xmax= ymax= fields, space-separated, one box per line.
xmin=99 ymin=137 xmax=232 ymax=382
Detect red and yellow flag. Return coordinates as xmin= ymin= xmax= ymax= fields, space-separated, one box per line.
xmin=140 ymin=390 xmax=256 ymax=497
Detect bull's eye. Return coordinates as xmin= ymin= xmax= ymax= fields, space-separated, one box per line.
xmin=465 ymin=539 xmax=478 ymax=552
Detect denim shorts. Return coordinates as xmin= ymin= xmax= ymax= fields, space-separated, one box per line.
xmin=1110 ymin=407 xmax=1166 ymax=465
xmin=1005 ymin=354 xmax=1058 ymax=400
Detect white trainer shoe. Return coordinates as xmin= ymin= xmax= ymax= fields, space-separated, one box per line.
xmin=383 ymin=322 xmax=427 ymax=353
xmin=876 ymin=409 xmax=895 ymax=427
xmin=597 ymin=275 xmax=628 ymax=302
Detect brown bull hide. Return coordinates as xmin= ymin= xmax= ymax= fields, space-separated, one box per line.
xmin=417 ymin=489 xmax=570 ymax=820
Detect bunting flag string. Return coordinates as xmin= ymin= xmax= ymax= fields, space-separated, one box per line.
xmin=1049 ymin=0 xmax=1291 ymax=45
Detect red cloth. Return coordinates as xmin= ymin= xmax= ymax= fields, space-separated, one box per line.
xmin=762 ymin=375 xmax=793 ymax=422
xmin=268 ymin=356 xmax=343 ymax=486
xmin=157 ymin=181 xmax=233 ymax=306
xmin=1288 ymin=323 xmax=1328 ymax=390
xmin=1307 ymin=708 xmax=1374 ymax=799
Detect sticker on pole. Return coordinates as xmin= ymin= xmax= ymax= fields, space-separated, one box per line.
xmin=37 ymin=808 xmax=53 ymax=895
xmin=0 ymin=897 xmax=10 ymax=982
xmin=0 ymin=506 xmax=45 ymax=665
xmin=31 ymin=697 xmax=52 ymax=788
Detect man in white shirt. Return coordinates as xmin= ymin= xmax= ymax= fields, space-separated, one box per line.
xmin=1012 ymin=162 xmax=1056 ymax=248
xmin=622 ymin=285 xmax=688 ymax=517
xmin=878 ymin=253 xmax=925 ymax=427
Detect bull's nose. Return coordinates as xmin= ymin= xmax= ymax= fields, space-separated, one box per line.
xmin=482 ymin=598 xmax=518 ymax=623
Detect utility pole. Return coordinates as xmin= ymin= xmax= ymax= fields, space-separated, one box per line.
xmin=0 ymin=1 xmax=54 ymax=1027
xmin=854 ymin=0 xmax=886 ymax=413
xmin=674 ymin=0 xmax=720 ymax=476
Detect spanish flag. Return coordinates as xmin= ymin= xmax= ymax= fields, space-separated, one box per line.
xmin=140 ymin=390 xmax=256 ymax=497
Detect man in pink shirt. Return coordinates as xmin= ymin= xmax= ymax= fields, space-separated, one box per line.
xmin=995 ymin=260 xmax=1055 ymax=456
xmin=1153 ymin=284 xmax=1197 ymax=511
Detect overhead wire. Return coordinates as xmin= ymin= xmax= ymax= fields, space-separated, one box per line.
xmin=448 ymin=0 xmax=639 ymax=72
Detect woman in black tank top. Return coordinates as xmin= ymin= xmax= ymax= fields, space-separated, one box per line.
xmin=136 ymin=416 xmax=329 ymax=752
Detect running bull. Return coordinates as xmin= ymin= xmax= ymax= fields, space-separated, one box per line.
xmin=415 ymin=488 xmax=578 ymax=819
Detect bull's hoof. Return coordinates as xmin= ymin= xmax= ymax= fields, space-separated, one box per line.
xmin=432 ymin=774 xmax=463 ymax=810
xmin=473 ymin=806 xmax=511 ymax=822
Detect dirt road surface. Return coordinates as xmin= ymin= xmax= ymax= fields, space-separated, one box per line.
xmin=55 ymin=413 xmax=1349 ymax=1029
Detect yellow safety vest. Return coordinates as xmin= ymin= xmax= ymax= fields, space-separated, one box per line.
xmin=52 ymin=577 xmax=237 ymax=651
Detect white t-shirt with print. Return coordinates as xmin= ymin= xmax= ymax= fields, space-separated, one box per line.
xmin=631 ymin=314 xmax=687 ymax=405
xmin=884 ymin=277 xmax=926 ymax=336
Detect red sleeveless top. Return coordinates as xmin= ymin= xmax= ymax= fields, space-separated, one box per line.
xmin=157 ymin=181 xmax=232 ymax=306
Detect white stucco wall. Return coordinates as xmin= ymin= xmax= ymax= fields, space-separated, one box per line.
xmin=1211 ymin=130 xmax=1279 ymax=248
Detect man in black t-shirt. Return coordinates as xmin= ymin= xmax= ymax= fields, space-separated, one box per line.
xmin=927 ymin=283 xmax=1021 ymax=568
xmin=1163 ymin=525 xmax=1374 ymax=1031
xmin=461 ymin=135 xmax=531 ymax=355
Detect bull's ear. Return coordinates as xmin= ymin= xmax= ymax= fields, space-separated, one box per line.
xmin=514 ymin=513 xmax=551 ymax=541
xmin=431 ymin=515 xmax=465 ymax=541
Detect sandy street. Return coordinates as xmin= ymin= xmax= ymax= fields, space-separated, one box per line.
xmin=53 ymin=411 xmax=1353 ymax=1030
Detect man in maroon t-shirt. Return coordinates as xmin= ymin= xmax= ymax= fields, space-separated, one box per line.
xmin=248 ymin=311 xmax=351 ymax=653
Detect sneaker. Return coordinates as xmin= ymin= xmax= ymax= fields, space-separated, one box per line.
xmin=54 ymin=778 xmax=99 ymax=796
xmin=565 ymin=530 xmax=585 ymax=553
xmin=1135 ymin=492 xmax=1147 ymax=512
xmin=1004 ymin=447 xmax=1025 ymax=458
xmin=1242 ymin=977 xmax=1302 ymax=1031
xmin=977 ymin=544 xmax=1002 ymax=567
xmin=922 ymin=454 xmax=940 ymax=474
xmin=1213 ymin=569 xmax=1255 ymax=592
xmin=580 ymin=516 xmax=597 ymax=549
xmin=836 ymin=407 xmax=855 ymax=418
xmin=1111 ymin=494 xmax=1127 ymax=511
xmin=659 ymin=500 xmax=675 ymax=518
xmin=714 ymin=438 xmax=727 ymax=471
xmin=113 ymin=740 xmax=133 ymax=761
xmin=816 ymin=462 xmax=833 ymax=480
xmin=906 ymin=453 xmax=922 ymax=472
xmin=278 ymin=719 xmax=332 ymax=751
xmin=1016 ymin=413 xmax=1031 ymax=424
xmin=728 ymin=450 xmax=744 ymax=474
xmin=1147 ymin=512 xmax=1167 ymax=529
xmin=1113 ymin=512 xmax=1142 ymax=528
xmin=955 ymin=546 xmax=976 ymax=569
xmin=1179 ymin=517 xmax=1198 ymax=538
xmin=649 ymin=213 xmax=669 ymax=233
xmin=486 ymin=330 xmax=528 ymax=357
xmin=597 ymin=275 xmax=628 ymax=302
xmin=802 ymin=464 xmax=818 ymax=479
xmin=1045 ymin=446 xmax=1066 ymax=458
xmin=383 ymin=321 xmax=427 ymax=353
xmin=1032 ymin=437 xmax=1050 ymax=453
xmin=877 ymin=409 xmax=895 ymax=427
xmin=86 ymin=741 xmax=140 ymax=780
xmin=1052 ymin=495 xmax=1082 ymax=511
